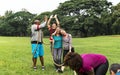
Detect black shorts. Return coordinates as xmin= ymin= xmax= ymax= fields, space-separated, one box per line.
xmin=94 ymin=59 xmax=109 ymax=75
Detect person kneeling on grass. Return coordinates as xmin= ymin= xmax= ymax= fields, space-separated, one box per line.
xmin=110 ymin=63 xmax=120 ymax=75
xmin=64 ymin=52 xmax=109 ymax=75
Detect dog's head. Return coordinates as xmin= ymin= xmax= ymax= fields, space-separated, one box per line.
xmin=64 ymin=52 xmax=83 ymax=71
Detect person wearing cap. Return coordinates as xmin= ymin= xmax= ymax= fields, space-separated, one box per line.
xmin=110 ymin=63 xmax=120 ymax=75
xmin=31 ymin=16 xmax=47 ymax=70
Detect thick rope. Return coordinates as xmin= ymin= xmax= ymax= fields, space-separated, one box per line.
xmin=51 ymin=43 xmax=64 ymax=67
xmin=33 ymin=30 xmax=40 ymax=56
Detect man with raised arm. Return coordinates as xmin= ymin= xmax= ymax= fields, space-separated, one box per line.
xmin=31 ymin=16 xmax=48 ymax=71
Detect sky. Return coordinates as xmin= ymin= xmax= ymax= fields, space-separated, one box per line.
xmin=0 ymin=0 xmax=120 ymax=16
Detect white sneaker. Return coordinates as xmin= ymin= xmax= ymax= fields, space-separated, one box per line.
xmin=61 ymin=66 xmax=65 ymax=71
xmin=42 ymin=66 xmax=45 ymax=70
xmin=33 ymin=67 xmax=37 ymax=71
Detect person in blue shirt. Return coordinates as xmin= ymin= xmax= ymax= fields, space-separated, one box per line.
xmin=110 ymin=63 xmax=120 ymax=75
xmin=52 ymin=27 xmax=63 ymax=73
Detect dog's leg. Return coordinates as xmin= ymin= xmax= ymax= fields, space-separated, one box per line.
xmin=61 ymin=66 xmax=65 ymax=71
xmin=74 ymin=71 xmax=77 ymax=75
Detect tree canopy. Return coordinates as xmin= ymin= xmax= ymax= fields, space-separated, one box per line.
xmin=0 ymin=0 xmax=120 ymax=37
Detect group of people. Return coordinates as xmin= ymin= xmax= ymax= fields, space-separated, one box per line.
xmin=30 ymin=15 xmax=120 ymax=75
xmin=31 ymin=15 xmax=73 ymax=72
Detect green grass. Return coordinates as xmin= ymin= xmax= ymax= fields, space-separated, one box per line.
xmin=0 ymin=35 xmax=120 ymax=75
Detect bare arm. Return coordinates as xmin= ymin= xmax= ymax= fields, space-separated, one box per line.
xmin=39 ymin=22 xmax=46 ymax=28
xmin=52 ymin=30 xmax=57 ymax=36
xmin=52 ymin=27 xmax=60 ymax=35
xmin=47 ymin=15 xmax=53 ymax=30
xmin=44 ymin=15 xmax=48 ymax=22
xmin=54 ymin=14 xmax=60 ymax=27
xmin=69 ymin=34 xmax=72 ymax=52
xmin=39 ymin=16 xmax=48 ymax=28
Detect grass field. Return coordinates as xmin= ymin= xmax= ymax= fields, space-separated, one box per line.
xmin=0 ymin=35 xmax=120 ymax=75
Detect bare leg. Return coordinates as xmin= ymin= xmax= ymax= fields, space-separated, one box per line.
xmin=39 ymin=56 xmax=44 ymax=66
xmin=39 ymin=56 xmax=45 ymax=70
xmin=32 ymin=57 xmax=37 ymax=67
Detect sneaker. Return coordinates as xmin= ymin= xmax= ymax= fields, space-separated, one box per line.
xmin=58 ymin=69 xmax=63 ymax=73
xmin=61 ymin=66 xmax=65 ymax=71
xmin=42 ymin=66 xmax=45 ymax=70
xmin=33 ymin=67 xmax=37 ymax=71
xmin=56 ymin=69 xmax=58 ymax=72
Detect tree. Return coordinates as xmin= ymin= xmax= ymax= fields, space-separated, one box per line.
xmin=54 ymin=0 xmax=112 ymax=37
xmin=6 ymin=10 xmax=34 ymax=36
xmin=0 ymin=11 xmax=14 ymax=36
xmin=111 ymin=3 xmax=120 ymax=34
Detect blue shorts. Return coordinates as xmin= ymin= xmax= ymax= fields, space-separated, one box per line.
xmin=31 ymin=44 xmax=44 ymax=58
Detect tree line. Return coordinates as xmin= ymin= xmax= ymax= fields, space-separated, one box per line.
xmin=0 ymin=0 xmax=120 ymax=37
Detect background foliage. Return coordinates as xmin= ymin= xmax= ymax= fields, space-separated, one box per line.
xmin=0 ymin=0 xmax=120 ymax=37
